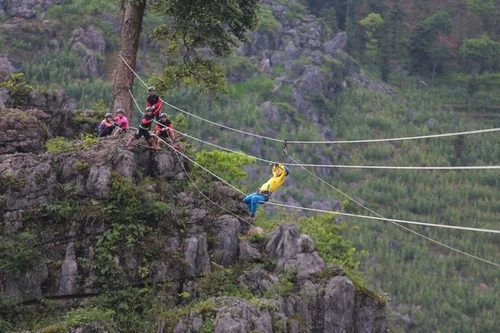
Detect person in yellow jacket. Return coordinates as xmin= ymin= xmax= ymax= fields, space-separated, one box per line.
xmin=243 ymin=163 xmax=290 ymax=219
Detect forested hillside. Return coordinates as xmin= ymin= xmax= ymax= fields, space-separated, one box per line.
xmin=0 ymin=0 xmax=499 ymax=332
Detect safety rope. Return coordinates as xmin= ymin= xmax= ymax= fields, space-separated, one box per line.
xmin=127 ymin=89 xmax=258 ymax=229
xmin=118 ymin=55 xmax=500 ymax=146
xmin=168 ymin=127 xmax=500 ymax=171
xmin=277 ymin=148 xmax=500 ymax=268
xmin=121 ymin=65 xmax=500 ymax=266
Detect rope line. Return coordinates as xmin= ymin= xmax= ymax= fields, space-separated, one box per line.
xmin=278 ymin=150 xmax=500 ymax=267
xmin=121 ymin=60 xmax=500 ymax=266
xmin=170 ymin=127 xmax=500 ymax=170
xmin=133 ymin=93 xmax=500 ymax=233
xmin=127 ymin=89 xmax=256 ymax=229
xmin=119 ymin=54 xmax=500 ymax=145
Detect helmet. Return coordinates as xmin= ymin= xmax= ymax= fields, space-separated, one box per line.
xmin=116 ymin=109 xmax=124 ymax=114
xmin=145 ymin=106 xmax=154 ymax=113
xmin=148 ymin=86 xmax=155 ymax=92
xmin=284 ymin=166 xmax=289 ymax=176
xmin=160 ymin=113 xmax=167 ymax=118
xmin=105 ymin=112 xmax=113 ymax=118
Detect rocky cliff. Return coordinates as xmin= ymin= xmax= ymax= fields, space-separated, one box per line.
xmin=0 ymin=107 xmax=388 ymax=332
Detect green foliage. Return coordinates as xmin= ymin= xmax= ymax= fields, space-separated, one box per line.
xmin=194 ymin=150 xmax=256 ymax=185
xmin=297 ymin=215 xmax=368 ymax=270
xmin=45 ymin=137 xmax=74 ymax=154
xmin=74 ymin=161 xmax=90 ymax=174
xmin=330 ymin=83 xmax=500 ymax=331
xmin=409 ymin=10 xmax=452 ymax=73
xmin=0 ymin=173 xmax=25 ymax=192
xmin=62 ymin=307 xmax=116 ymax=331
xmin=150 ymin=0 xmax=260 ymax=95
xmin=83 ymin=134 xmax=99 ymax=149
xmin=460 ymin=34 xmax=500 ymax=73
xmin=0 ymin=231 xmax=38 ymax=276
xmin=44 ymin=201 xmax=74 ymax=224
xmin=358 ymin=13 xmax=384 ymax=63
xmin=0 ymin=73 xmax=33 ymax=105
xmin=90 ymin=287 xmax=155 ymax=332
xmin=157 ymin=299 xmax=216 ymax=333
xmin=257 ymin=5 xmax=282 ymax=37
xmin=230 ymin=75 xmax=275 ymax=100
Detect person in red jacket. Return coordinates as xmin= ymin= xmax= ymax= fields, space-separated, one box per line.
xmin=154 ymin=113 xmax=175 ymax=143
xmin=126 ymin=107 xmax=160 ymax=150
xmin=146 ymin=86 xmax=163 ymax=120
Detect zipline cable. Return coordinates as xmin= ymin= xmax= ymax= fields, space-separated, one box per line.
xmin=128 ymin=90 xmax=257 ymax=229
xmin=123 ymin=70 xmax=500 ymax=266
xmin=129 ymin=89 xmax=500 ymax=236
xmin=275 ymin=149 xmax=500 ymax=268
xmin=170 ymin=127 xmax=500 ymax=170
xmin=119 ymin=55 xmax=500 ymax=145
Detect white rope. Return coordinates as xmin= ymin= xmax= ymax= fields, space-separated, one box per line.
xmin=281 ymin=151 xmax=500 ymax=267
xmin=119 ymin=55 xmax=500 ymax=145
xmin=285 ymin=128 xmax=500 ymax=144
xmin=127 ymin=89 xmax=258 ymax=228
xmin=266 ymin=202 xmax=500 ymax=234
xmin=171 ymin=127 xmax=500 ymax=171
xmin=121 ymin=57 xmax=500 ymax=266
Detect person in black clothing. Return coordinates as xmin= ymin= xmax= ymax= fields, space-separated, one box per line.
xmin=154 ymin=113 xmax=175 ymax=143
xmin=98 ymin=113 xmax=115 ymax=137
xmin=126 ymin=107 xmax=160 ymax=150
xmin=146 ymin=86 xmax=163 ymax=120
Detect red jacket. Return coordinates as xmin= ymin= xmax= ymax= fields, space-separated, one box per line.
xmin=146 ymin=94 xmax=163 ymax=117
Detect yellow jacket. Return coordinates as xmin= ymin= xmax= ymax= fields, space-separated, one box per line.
xmin=259 ymin=164 xmax=288 ymax=194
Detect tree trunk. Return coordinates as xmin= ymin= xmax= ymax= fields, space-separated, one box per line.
xmin=112 ymin=0 xmax=146 ymax=120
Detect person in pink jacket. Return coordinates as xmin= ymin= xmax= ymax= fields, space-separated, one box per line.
xmin=113 ymin=109 xmax=129 ymax=133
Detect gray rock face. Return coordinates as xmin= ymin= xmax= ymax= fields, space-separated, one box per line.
xmin=70 ymin=26 xmax=106 ymax=54
xmin=0 ymin=54 xmax=14 ymax=81
xmin=213 ymin=297 xmax=273 ymax=333
xmin=324 ymin=276 xmax=356 ymax=333
xmin=266 ymin=223 xmax=325 ymax=280
xmin=239 ymin=239 xmax=262 ymax=263
xmin=2 ymin=0 xmax=62 ymax=19
xmin=184 ymin=233 xmax=211 ymax=278
xmin=0 ymin=137 xmax=190 ymax=301
xmin=69 ymin=26 xmax=106 ymax=77
xmin=57 ymin=242 xmax=78 ymax=295
xmin=0 ymin=109 xmax=50 ymax=154
xmin=213 ymin=215 xmax=241 ymax=265
xmin=4 ymin=0 xmax=37 ymax=19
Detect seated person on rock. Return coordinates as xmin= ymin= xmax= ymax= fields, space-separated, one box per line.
xmin=98 ymin=113 xmax=115 ymax=137
xmin=243 ymin=163 xmax=289 ymax=219
xmin=126 ymin=107 xmax=160 ymax=150
xmin=154 ymin=113 xmax=175 ymax=144
xmin=113 ymin=109 xmax=129 ymax=134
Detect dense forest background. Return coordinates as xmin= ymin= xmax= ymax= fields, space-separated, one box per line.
xmin=1 ymin=0 xmax=499 ymax=332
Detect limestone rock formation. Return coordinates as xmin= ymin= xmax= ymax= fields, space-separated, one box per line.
xmin=0 ymin=109 xmax=50 ymax=154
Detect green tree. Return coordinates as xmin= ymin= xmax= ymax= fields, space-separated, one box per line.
xmin=460 ymin=34 xmax=500 ymax=111
xmin=460 ymin=34 xmax=500 ymax=74
xmin=358 ymin=13 xmax=384 ymax=64
xmin=408 ymin=10 xmax=452 ymax=76
xmin=112 ymin=0 xmax=260 ymax=119
xmin=466 ymin=0 xmax=498 ymax=34
xmin=194 ymin=151 xmax=256 ymax=185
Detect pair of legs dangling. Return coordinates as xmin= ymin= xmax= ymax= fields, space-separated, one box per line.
xmin=243 ymin=192 xmax=269 ymax=219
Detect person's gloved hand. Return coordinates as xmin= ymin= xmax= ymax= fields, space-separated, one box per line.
xmin=274 ymin=163 xmax=279 ymax=168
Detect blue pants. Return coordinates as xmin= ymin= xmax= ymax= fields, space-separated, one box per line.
xmin=243 ymin=192 xmax=269 ymax=215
